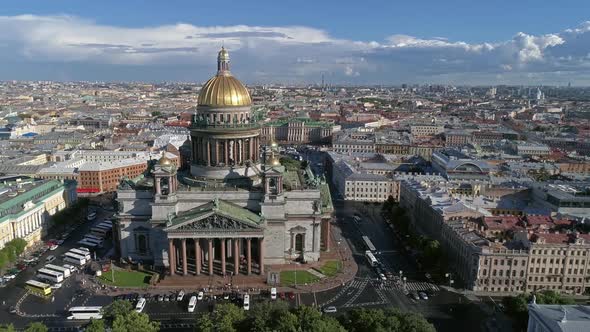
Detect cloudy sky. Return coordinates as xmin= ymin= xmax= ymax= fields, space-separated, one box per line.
xmin=1 ymin=0 xmax=590 ymax=85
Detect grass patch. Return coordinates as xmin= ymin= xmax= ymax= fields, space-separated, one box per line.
xmin=98 ymin=269 xmax=152 ymax=288
xmin=317 ymin=260 xmax=342 ymax=277
xmin=280 ymin=270 xmax=319 ymax=286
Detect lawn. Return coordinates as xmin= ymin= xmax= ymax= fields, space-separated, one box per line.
xmin=317 ymin=260 xmax=342 ymax=277
xmin=280 ymin=270 xmax=319 ymax=286
xmin=98 ymin=270 xmax=152 ymax=288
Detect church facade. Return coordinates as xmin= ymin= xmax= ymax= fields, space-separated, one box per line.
xmin=114 ymin=48 xmax=333 ymax=277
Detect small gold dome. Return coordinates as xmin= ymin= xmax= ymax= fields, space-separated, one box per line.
xmin=159 ymin=156 xmax=173 ymax=166
xmin=198 ymin=75 xmax=252 ymax=107
xmin=270 ymin=156 xmax=281 ymax=166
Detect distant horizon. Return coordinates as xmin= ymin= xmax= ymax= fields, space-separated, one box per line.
xmin=1 ymin=1 xmax=590 ymax=85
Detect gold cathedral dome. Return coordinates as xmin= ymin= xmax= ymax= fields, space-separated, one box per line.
xmin=197 ymin=47 xmax=252 ymax=107
xmin=158 ymin=155 xmax=173 ymax=166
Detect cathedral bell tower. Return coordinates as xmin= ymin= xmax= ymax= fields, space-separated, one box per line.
xmin=260 ymin=139 xmax=286 ymax=221
xmin=154 ymin=155 xmax=178 ymax=199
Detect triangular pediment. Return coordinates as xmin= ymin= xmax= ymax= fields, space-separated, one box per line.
xmin=164 ymin=199 xmax=263 ymax=233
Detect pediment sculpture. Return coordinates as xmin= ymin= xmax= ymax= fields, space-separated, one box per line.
xmin=177 ymin=214 xmax=256 ymax=231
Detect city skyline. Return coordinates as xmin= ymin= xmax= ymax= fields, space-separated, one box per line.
xmin=0 ymin=1 xmax=589 ymax=85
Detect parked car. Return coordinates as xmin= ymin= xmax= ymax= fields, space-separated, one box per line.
xmin=51 ymin=283 xmax=63 ymax=290
xmin=177 ymin=290 xmax=185 ymax=302
xmin=411 ymin=292 xmax=420 ymax=301
xmin=46 ymin=255 xmax=56 ymax=263
xmin=197 ymin=291 xmax=204 ymax=301
xmin=418 ymin=292 xmax=429 ymax=300
xmin=323 ymin=306 xmax=337 ymax=313
xmin=379 ymin=273 xmax=387 ymax=281
xmin=157 ymin=294 xmax=164 ymax=302
xmin=270 ymin=287 xmax=277 ymax=300
xmin=287 ymin=292 xmax=296 ymax=300
xmin=49 ymin=244 xmax=59 ymax=251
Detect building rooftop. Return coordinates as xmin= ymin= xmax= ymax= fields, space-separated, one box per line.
xmin=528 ymin=304 xmax=590 ymax=332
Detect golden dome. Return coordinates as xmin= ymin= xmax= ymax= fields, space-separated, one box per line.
xmin=198 ymin=75 xmax=252 ymax=107
xmin=268 ymin=152 xmax=281 ymax=166
xmin=197 ymin=47 xmax=252 ymax=108
xmin=159 ymin=156 xmax=173 ymax=166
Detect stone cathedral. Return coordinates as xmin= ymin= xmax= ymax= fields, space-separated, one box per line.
xmin=114 ymin=48 xmax=333 ymax=277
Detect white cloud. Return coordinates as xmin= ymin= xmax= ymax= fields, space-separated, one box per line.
xmin=0 ymin=14 xmax=589 ymax=84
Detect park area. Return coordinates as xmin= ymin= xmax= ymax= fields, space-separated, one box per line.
xmin=280 ymin=260 xmax=342 ymax=286
xmin=98 ymin=269 xmax=153 ymax=288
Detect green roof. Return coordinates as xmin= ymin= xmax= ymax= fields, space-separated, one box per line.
xmin=319 ymin=183 xmax=333 ymax=212
xmin=0 ymin=180 xmax=66 ymax=223
xmin=266 ymin=117 xmax=333 ymax=128
xmin=169 ymin=199 xmax=262 ymax=227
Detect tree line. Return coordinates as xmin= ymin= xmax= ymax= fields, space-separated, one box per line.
xmin=1 ymin=300 xmax=435 ymax=332
xmin=0 ymin=238 xmax=28 ymax=273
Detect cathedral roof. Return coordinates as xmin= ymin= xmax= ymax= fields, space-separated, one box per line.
xmin=167 ymin=199 xmax=262 ymax=228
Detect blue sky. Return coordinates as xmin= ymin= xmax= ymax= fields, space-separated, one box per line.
xmin=1 ymin=0 xmax=590 ymax=84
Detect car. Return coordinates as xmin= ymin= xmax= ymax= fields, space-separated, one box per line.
xmin=223 ymin=293 xmax=230 ymax=300
xmin=287 ymin=292 xmax=295 ymax=300
xmin=51 ymin=283 xmax=63 ymax=290
xmin=323 ymin=306 xmax=337 ymax=314
xmin=418 ymin=292 xmax=429 ymax=300
xmin=411 ymin=292 xmax=420 ymax=301
xmin=46 ymin=255 xmax=56 ymax=263
xmin=270 ymin=287 xmax=277 ymax=300
xmin=164 ymin=294 xmax=170 ymax=302
xmin=197 ymin=291 xmax=204 ymax=301
xmin=49 ymin=244 xmax=59 ymax=251
xmin=3 ymin=274 xmax=16 ymax=280
xmin=23 ymin=257 xmax=36 ymax=263
xmin=8 ymin=306 xmax=17 ymax=314
xmin=425 ymin=273 xmax=432 ymax=280
xmin=157 ymin=294 xmax=164 ymax=302
xmin=379 ymin=273 xmax=387 ymax=281
xmin=177 ymin=290 xmax=185 ymax=301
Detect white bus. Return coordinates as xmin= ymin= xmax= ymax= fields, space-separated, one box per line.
xmin=135 ymin=298 xmax=146 ymax=313
xmin=97 ymin=222 xmax=112 ymax=229
xmin=84 ymin=234 xmax=103 ymax=242
xmin=44 ymin=264 xmax=71 ymax=278
xmin=37 ymin=268 xmax=64 ymax=283
xmin=90 ymin=228 xmax=108 ymax=238
xmin=82 ymin=237 xmax=103 ymax=247
xmin=362 ymin=236 xmax=377 ymax=252
xmin=365 ymin=250 xmax=378 ymax=267
xmin=78 ymin=239 xmax=98 ymax=248
xmin=64 ymin=252 xmax=87 ymax=266
xmin=69 ymin=249 xmax=91 ymax=261
xmin=67 ymin=306 xmax=103 ymax=320
xmin=187 ymin=296 xmax=197 ymax=313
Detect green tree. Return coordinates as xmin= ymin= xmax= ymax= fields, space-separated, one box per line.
xmin=102 ymin=300 xmax=133 ymax=321
xmin=24 ymin=322 xmax=48 ymax=332
xmin=0 ymin=324 xmax=16 ymax=332
xmin=195 ymin=314 xmax=215 ymax=332
xmin=342 ymin=308 xmax=433 ymax=332
xmin=246 ymin=300 xmax=296 ymax=332
xmin=213 ymin=303 xmax=246 ymax=332
xmin=85 ymin=319 xmax=105 ymax=332
xmin=0 ymin=250 xmax=8 ymax=271
xmin=112 ymin=311 xmax=159 ymax=332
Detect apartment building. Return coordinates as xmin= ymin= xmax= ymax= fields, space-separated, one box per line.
xmin=410 ymin=124 xmax=444 ymax=137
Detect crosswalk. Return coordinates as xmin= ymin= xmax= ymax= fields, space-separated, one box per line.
xmin=376 ymin=280 xmax=439 ymax=293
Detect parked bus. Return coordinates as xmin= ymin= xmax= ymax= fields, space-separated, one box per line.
xmin=69 ymin=249 xmax=91 ymax=261
xmin=101 ymin=220 xmax=113 ymax=226
xmin=82 ymin=237 xmax=103 ymax=247
xmin=78 ymin=239 xmax=98 ymax=249
xmin=44 ymin=264 xmax=71 ymax=278
xmin=362 ymin=236 xmax=377 ymax=252
xmin=90 ymin=228 xmax=108 ymax=238
xmin=97 ymin=222 xmax=112 ymax=229
xmin=64 ymin=252 xmax=87 ymax=266
xmin=84 ymin=234 xmax=103 ymax=242
xmin=86 ymin=211 xmax=97 ymax=221
xmin=67 ymin=306 xmax=103 ymax=320
xmin=365 ymin=250 xmax=378 ymax=267
xmin=25 ymin=280 xmax=52 ymax=297
xmin=37 ymin=268 xmax=64 ymax=283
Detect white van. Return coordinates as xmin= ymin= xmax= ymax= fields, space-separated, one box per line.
xmin=243 ymin=294 xmax=250 ymax=311
xmin=270 ymin=288 xmax=277 ymax=300
xmin=187 ymin=296 xmax=197 ymax=313
xmin=135 ymin=298 xmax=146 ymax=313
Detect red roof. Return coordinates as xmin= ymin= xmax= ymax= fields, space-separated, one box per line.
xmin=484 ymin=216 xmax=523 ymax=231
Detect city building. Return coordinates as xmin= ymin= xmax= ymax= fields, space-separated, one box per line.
xmin=0 ymin=179 xmax=77 ymax=249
